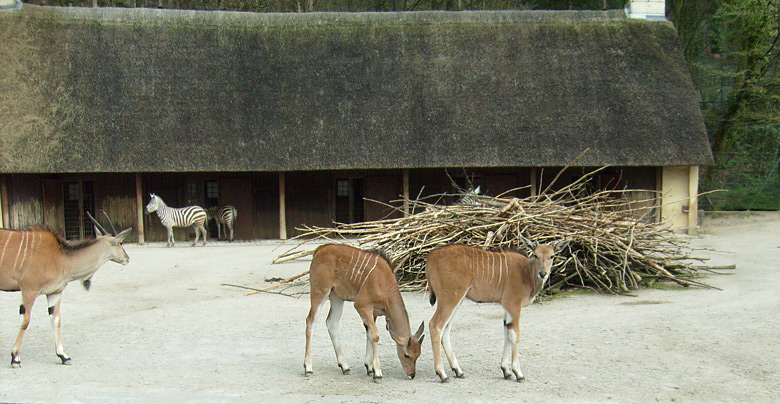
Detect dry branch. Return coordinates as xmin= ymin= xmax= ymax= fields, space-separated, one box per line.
xmin=274 ymin=172 xmax=715 ymax=294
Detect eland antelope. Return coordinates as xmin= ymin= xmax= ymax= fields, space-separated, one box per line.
xmin=425 ymin=242 xmax=557 ymax=382
xmin=304 ymin=244 xmax=424 ymax=382
xmin=0 ymin=215 xmax=131 ymax=367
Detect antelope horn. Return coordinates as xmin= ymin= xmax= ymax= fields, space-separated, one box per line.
xmin=86 ymin=211 xmax=109 ymax=236
xmin=102 ymin=210 xmax=118 ymax=236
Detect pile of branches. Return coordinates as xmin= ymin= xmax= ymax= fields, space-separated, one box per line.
xmin=275 ymin=171 xmax=713 ymax=294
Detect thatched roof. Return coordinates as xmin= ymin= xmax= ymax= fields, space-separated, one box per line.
xmin=0 ymin=5 xmax=712 ymax=173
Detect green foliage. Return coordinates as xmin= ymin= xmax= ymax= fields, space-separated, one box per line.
xmin=22 ymin=0 xmax=625 ymax=12
xmin=670 ymin=0 xmax=780 ymax=210
xmin=703 ymin=124 xmax=780 ymax=211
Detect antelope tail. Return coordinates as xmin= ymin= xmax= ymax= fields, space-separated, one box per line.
xmin=82 ymin=278 xmax=92 ymax=291
xmin=429 ymin=290 xmax=437 ymax=306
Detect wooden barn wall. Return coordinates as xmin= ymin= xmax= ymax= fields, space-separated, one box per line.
xmin=42 ymin=177 xmax=65 ymax=232
xmin=253 ymin=173 xmax=279 ymax=239
xmin=364 ymin=174 xmax=403 ymax=221
xmin=7 ymin=174 xmax=43 ymax=229
xmin=95 ymin=173 xmax=137 ymax=236
xmin=539 ymin=166 xmax=659 ymax=220
xmin=407 ymin=168 xmax=534 ymax=210
xmin=286 ymin=171 xmax=332 ymax=238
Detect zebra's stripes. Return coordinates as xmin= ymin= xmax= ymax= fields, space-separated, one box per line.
xmin=455 ymin=185 xmax=481 ymax=206
xmin=207 ymin=205 xmax=238 ymax=241
xmin=145 ymin=193 xmax=208 ymax=247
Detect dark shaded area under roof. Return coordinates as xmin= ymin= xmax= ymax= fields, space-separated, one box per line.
xmin=0 ymin=5 xmax=713 ymax=173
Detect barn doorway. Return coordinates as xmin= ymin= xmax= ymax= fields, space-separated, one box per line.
xmin=63 ymin=180 xmax=95 ymax=240
xmin=335 ymin=178 xmax=364 ymax=224
xmin=205 ymin=180 xmax=219 ymax=238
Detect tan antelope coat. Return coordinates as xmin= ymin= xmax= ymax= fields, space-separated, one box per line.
xmin=0 ymin=226 xmax=131 ymax=367
xmin=304 ymin=244 xmax=424 ymax=382
xmin=426 ymin=244 xmax=554 ymax=382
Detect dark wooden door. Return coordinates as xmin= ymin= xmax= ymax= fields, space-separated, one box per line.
xmin=364 ymin=176 xmax=402 ymax=221
xmin=220 ymin=178 xmax=254 ymax=240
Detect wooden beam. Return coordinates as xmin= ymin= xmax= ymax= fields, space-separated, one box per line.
xmin=0 ymin=175 xmax=9 ymax=228
xmin=403 ymin=169 xmax=410 ymax=218
xmin=655 ymin=166 xmax=663 ymax=223
xmin=688 ymin=166 xmax=699 ymax=235
xmin=279 ymin=172 xmax=287 ymax=240
xmin=135 ymin=173 xmax=145 ymax=244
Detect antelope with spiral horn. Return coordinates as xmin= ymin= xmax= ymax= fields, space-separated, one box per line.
xmin=0 ymin=212 xmax=131 ymax=367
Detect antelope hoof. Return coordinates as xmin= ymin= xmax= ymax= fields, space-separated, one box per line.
xmin=501 ymin=367 xmax=512 ymax=379
xmin=372 ymin=375 xmax=383 ymax=384
xmin=10 ymin=354 xmax=21 ymax=368
xmin=58 ymin=354 xmax=72 ymax=365
xmin=364 ymin=364 xmax=374 ymax=376
xmin=304 ymin=371 xmax=313 ymax=377
xmin=437 ymin=372 xmax=450 ymax=383
xmin=513 ymin=371 xmax=526 ymax=382
xmin=339 ymin=364 xmax=350 ymax=375
xmin=453 ymin=369 xmax=465 ymax=379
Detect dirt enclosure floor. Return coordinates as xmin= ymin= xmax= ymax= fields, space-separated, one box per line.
xmin=1 ymin=213 xmax=779 ymax=403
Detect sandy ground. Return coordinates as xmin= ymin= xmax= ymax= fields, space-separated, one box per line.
xmin=1 ymin=213 xmax=779 ymax=404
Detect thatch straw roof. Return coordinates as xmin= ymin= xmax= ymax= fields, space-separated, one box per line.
xmin=0 ymin=5 xmax=712 ymax=173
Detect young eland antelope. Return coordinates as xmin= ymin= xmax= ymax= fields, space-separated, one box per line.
xmin=426 ymin=243 xmax=556 ymax=382
xmin=0 ymin=218 xmax=131 ymax=367
xmin=304 ymin=244 xmax=424 ymax=382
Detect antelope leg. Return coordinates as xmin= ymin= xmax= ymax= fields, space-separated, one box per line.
xmin=47 ymin=292 xmax=71 ymax=364
xmin=500 ymin=310 xmax=513 ymax=379
xmin=303 ymin=291 xmax=329 ymax=375
xmin=355 ymin=303 xmax=382 ymax=382
xmin=326 ymin=295 xmax=350 ymax=374
xmin=11 ymin=293 xmax=37 ymax=368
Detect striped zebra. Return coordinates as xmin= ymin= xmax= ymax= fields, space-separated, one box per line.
xmin=145 ymin=193 xmax=207 ymax=247
xmin=207 ymin=205 xmax=238 ymax=241
xmin=455 ymin=185 xmax=481 ymax=206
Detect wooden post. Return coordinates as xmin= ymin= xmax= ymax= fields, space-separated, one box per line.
xmin=530 ymin=168 xmax=538 ymax=197
xmin=0 ymin=175 xmax=8 ymax=228
xmin=135 ymin=173 xmax=145 ymax=244
xmin=688 ymin=166 xmax=699 ymax=235
xmin=655 ymin=167 xmax=663 ymax=223
xmin=279 ymin=172 xmax=287 ymax=240
xmin=403 ymin=169 xmax=410 ymax=218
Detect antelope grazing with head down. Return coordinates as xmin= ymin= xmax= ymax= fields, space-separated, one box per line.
xmin=304 ymin=244 xmax=424 ymax=382
xmin=426 ymin=240 xmax=560 ymax=382
xmin=0 ymin=214 xmax=131 ymax=367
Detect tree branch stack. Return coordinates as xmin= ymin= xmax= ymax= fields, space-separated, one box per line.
xmin=275 ymin=177 xmax=713 ymax=294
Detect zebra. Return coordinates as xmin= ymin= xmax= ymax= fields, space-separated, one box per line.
xmin=206 ymin=205 xmax=238 ymax=241
xmin=145 ymin=193 xmax=208 ymax=247
xmin=455 ymin=185 xmax=481 ymax=206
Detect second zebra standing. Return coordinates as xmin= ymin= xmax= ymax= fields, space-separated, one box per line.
xmin=207 ymin=205 xmax=238 ymax=241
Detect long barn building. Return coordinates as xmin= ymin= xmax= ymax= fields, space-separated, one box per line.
xmin=0 ymin=2 xmax=712 ymax=242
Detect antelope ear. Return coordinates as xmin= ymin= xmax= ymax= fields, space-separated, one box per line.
xmin=112 ymin=227 xmax=133 ymax=245
xmin=94 ymin=225 xmax=103 ymax=237
xmin=473 ymin=185 xmax=480 ymax=195
xmin=414 ymin=321 xmax=425 ymax=338
xmin=418 ymin=334 xmax=425 ymax=344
